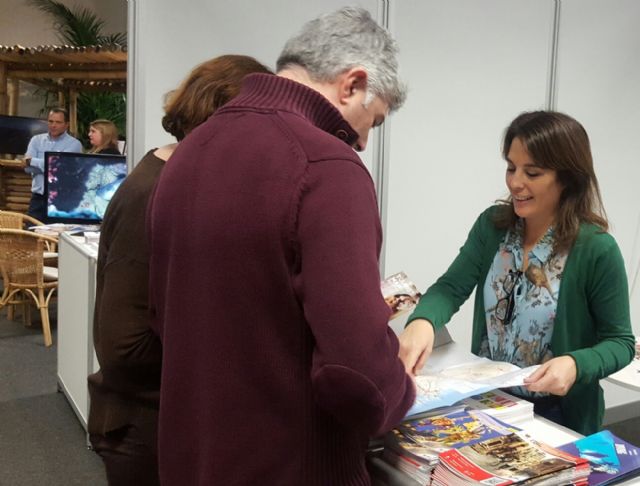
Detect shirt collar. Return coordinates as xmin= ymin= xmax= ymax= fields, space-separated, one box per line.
xmin=47 ymin=131 xmax=69 ymax=142
xmin=221 ymin=73 xmax=359 ymax=147
xmin=505 ymin=219 xmax=555 ymax=264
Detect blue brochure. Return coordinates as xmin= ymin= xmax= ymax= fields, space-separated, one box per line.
xmin=559 ymin=430 xmax=640 ymax=485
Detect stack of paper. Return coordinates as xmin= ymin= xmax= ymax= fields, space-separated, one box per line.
xmin=461 ymin=389 xmax=534 ymax=426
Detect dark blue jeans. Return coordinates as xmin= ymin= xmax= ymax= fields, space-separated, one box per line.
xmin=27 ymin=192 xmax=47 ymax=224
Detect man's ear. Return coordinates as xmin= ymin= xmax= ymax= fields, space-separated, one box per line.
xmin=337 ymin=67 xmax=368 ymax=106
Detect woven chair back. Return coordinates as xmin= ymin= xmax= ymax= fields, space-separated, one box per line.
xmin=0 ymin=230 xmax=45 ymax=286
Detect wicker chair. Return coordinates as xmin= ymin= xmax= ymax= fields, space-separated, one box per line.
xmin=0 ymin=211 xmax=58 ymax=322
xmin=0 ymin=210 xmax=45 ymax=230
xmin=0 ymin=229 xmax=59 ymax=347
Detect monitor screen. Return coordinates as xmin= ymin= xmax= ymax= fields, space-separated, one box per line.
xmin=44 ymin=151 xmax=127 ymax=224
xmin=0 ymin=115 xmax=49 ymax=155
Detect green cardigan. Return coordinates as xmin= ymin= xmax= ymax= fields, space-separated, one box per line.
xmin=408 ymin=205 xmax=635 ymax=435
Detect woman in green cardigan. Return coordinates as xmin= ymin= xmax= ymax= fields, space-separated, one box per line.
xmin=400 ymin=111 xmax=635 ymax=435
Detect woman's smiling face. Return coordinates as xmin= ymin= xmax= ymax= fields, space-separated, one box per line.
xmin=506 ymin=137 xmax=563 ymax=229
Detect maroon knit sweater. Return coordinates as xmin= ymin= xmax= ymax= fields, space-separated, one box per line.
xmin=148 ymin=74 xmax=415 ymax=486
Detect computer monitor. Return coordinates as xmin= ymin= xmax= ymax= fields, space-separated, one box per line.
xmin=44 ymin=151 xmax=127 ymax=224
xmin=0 ymin=115 xmax=48 ymax=155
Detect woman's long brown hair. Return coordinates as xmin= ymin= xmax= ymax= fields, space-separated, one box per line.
xmin=494 ymin=111 xmax=608 ymax=254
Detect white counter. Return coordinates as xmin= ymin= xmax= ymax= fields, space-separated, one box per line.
xmin=606 ymin=337 xmax=640 ymax=393
xmin=56 ymin=233 xmax=99 ymax=431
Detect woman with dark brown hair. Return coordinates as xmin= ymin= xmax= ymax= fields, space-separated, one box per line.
xmin=399 ymin=111 xmax=634 ymax=436
xmin=88 ymin=55 xmax=272 ymax=486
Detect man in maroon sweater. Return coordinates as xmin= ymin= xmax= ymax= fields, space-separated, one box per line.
xmin=148 ymin=7 xmax=415 ymax=485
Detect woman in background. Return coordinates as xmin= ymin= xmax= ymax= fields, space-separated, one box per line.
xmin=87 ymin=55 xmax=272 ymax=486
xmin=88 ymin=119 xmax=121 ymax=154
xmin=399 ymin=111 xmax=634 ymax=435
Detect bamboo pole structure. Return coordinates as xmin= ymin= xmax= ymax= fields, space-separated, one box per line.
xmin=8 ymin=79 xmax=19 ymax=115
xmin=69 ymin=88 xmax=78 ymax=136
xmin=9 ymin=70 xmax=126 ymax=80
xmin=0 ymin=62 xmax=7 ymax=115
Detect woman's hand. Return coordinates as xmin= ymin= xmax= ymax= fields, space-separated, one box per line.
xmin=398 ymin=319 xmax=435 ymax=376
xmin=523 ymin=355 xmax=577 ymax=396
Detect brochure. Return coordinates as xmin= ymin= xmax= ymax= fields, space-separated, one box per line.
xmin=381 ymin=271 xmax=421 ymax=320
xmin=407 ymin=358 xmax=539 ymax=417
xmin=433 ymin=430 xmax=590 ymax=486
xmin=558 ymin=430 xmax=640 ymax=485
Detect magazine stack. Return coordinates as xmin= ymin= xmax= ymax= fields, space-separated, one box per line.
xmin=461 ymin=389 xmax=534 ymax=426
xmin=383 ymin=428 xmax=437 ymax=485
xmin=558 ymin=430 xmax=640 ymax=485
xmin=431 ymin=430 xmax=590 ymax=486
xmin=383 ymin=407 xmax=517 ymax=485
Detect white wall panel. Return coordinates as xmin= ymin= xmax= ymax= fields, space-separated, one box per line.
xmin=554 ymin=0 xmax=640 ymax=335
xmin=384 ymin=0 xmax=555 ymax=337
xmin=127 ymin=0 xmax=385 ymax=174
xmin=554 ymin=0 xmax=640 ymax=418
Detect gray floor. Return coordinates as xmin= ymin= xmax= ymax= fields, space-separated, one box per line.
xmin=0 ymin=313 xmax=107 ymax=486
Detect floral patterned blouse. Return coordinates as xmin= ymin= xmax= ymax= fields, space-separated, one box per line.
xmin=480 ymin=221 xmax=567 ymax=398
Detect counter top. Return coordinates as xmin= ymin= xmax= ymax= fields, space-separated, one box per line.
xmin=60 ymin=232 xmax=99 ymax=260
xmin=607 ymin=337 xmax=640 ymax=392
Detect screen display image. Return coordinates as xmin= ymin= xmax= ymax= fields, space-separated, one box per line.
xmin=45 ymin=151 xmax=127 ymax=224
xmin=0 ymin=115 xmax=48 ymax=155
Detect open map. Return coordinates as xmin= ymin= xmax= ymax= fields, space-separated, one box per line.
xmin=406 ymin=358 xmax=539 ymax=418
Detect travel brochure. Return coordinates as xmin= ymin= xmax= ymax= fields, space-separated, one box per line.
xmin=30 ymin=223 xmax=100 ymax=236
xmin=381 ymin=271 xmax=422 ymax=320
xmin=558 ymin=430 xmax=640 ymax=485
xmin=407 ymin=358 xmax=539 ymax=418
xmin=432 ymin=430 xmax=590 ymax=486
xmin=383 ymin=407 xmax=519 ymax=485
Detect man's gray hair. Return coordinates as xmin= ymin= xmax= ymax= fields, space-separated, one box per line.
xmin=276 ymin=6 xmax=406 ymax=112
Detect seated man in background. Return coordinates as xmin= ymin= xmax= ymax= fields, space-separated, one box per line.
xmin=22 ymin=107 xmax=82 ymax=222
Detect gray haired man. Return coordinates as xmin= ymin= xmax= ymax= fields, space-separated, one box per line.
xmin=148 ymin=7 xmax=415 ymax=485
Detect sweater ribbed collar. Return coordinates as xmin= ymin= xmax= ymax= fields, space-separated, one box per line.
xmin=222 ymin=73 xmax=359 ymax=148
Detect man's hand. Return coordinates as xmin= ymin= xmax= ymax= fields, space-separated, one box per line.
xmin=398 ymin=319 xmax=435 ymax=376
xmin=523 ymin=355 xmax=577 ymax=396
xmin=18 ymin=156 xmax=31 ymax=168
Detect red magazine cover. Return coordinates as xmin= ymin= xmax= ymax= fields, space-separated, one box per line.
xmin=434 ymin=431 xmax=589 ymax=486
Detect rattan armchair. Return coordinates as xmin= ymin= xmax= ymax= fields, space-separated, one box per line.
xmin=0 ymin=229 xmax=59 ymax=347
xmin=0 ymin=211 xmax=58 ymax=322
xmin=0 ymin=209 xmax=56 ymax=251
xmin=0 ymin=210 xmax=45 ymax=230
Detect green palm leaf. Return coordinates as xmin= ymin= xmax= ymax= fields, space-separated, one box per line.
xmin=28 ymin=0 xmax=127 ymax=146
xmin=27 ymin=0 xmax=127 ymax=46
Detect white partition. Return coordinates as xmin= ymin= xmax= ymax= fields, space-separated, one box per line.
xmin=554 ymin=0 xmax=640 ymax=336
xmin=127 ymin=0 xmax=386 ymax=178
xmin=383 ymin=0 xmax=555 ymax=337
xmin=553 ymin=0 xmax=640 ymax=421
